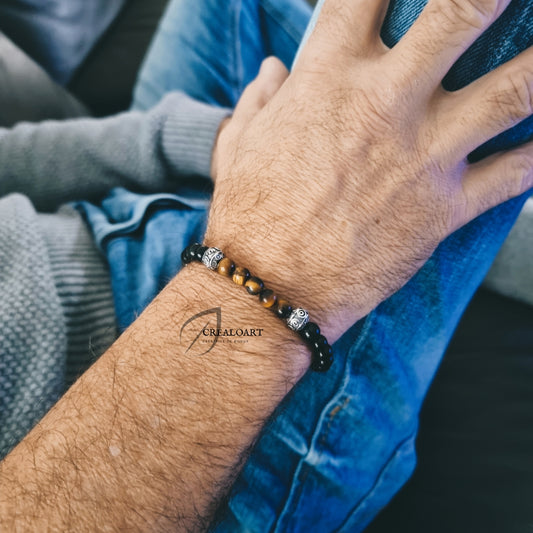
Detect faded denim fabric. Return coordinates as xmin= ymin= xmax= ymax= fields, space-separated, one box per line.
xmin=79 ymin=0 xmax=533 ymax=531
xmin=76 ymin=188 xmax=210 ymax=330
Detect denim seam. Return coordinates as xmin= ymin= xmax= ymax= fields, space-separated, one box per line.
xmin=272 ymin=313 xmax=376 ymax=533
xmin=260 ymin=0 xmax=311 ymax=46
xmin=233 ymin=0 xmax=245 ymax=100
xmin=333 ymin=429 xmax=418 ymax=533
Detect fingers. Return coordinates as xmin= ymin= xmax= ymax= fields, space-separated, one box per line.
xmin=232 ymin=57 xmax=289 ymax=124
xmin=311 ymin=0 xmax=391 ymax=53
xmin=462 ymin=143 xmax=533 ymax=222
xmin=438 ymin=47 xmax=533 ymax=158
xmin=390 ymin=0 xmax=511 ymax=89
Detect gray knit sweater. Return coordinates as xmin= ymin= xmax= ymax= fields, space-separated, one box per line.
xmin=0 ymin=92 xmax=229 ymax=457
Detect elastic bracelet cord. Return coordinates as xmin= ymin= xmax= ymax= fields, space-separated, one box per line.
xmin=181 ymin=243 xmax=333 ymax=372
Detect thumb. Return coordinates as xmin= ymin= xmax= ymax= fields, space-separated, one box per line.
xmin=232 ymin=56 xmax=289 ymax=123
xmin=211 ymin=57 xmax=289 ymax=182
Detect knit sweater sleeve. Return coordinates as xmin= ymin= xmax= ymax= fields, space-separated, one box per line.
xmin=0 ymin=92 xmax=231 ymax=212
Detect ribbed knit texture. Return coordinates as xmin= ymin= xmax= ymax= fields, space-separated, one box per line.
xmin=0 ymin=194 xmax=67 ymax=458
xmin=0 ymin=199 xmax=117 ymax=459
xmin=38 ymin=206 xmax=117 ymax=386
xmin=162 ymin=97 xmax=230 ymax=179
xmin=0 ymin=92 xmax=230 ymax=213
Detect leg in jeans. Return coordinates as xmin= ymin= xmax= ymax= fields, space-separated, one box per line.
xmin=132 ymin=0 xmax=312 ymax=111
xmin=132 ymin=0 xmax=533 ymax=531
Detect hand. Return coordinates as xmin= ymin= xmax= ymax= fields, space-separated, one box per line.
xmin=207 ymin=0 xmax=533 ymax=341
xmin=210 ymin=59 xmax=289 ymax=181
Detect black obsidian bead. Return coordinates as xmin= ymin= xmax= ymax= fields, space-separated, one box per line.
xmin=275 ymin=299 xmax=292 ymax=319
xmin=311 ymin=335 xmax=329 ymax=352
xmin=311 ymin=351 xmax=334 ymax=372
xmin=317 ymin=343 xmax=332 ymax=358
xmin=195 ymin=245 xmax=208 ymax=262
xmin=181 ymin=245 xmax=197 ymax=265
xmin=299 ymin=322 xmax=320 ymax=342
xmin=245 ymin=277 xmax=264 ymax=295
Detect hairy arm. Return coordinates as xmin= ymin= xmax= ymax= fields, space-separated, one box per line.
xmin=0 ymin=262 xmax=310 ymax=531
xmin=2 ymin=0 xmax=533 ymax=530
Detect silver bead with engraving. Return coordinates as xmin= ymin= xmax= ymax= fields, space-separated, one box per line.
xmin=286 ymin=308 xmax=309 ymax=331
xmin=202 ymin=247 xmax=224 ymax=270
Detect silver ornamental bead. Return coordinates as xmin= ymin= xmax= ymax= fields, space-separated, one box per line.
xmin=287 ymin=308 xmax=309 ymax=332
xmin=202 ymin=247 xmax=224 ymax=270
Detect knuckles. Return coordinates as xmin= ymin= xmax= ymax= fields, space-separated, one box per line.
xmin=493 ymin=68 xmax=533 ymax=123
xmin=434 ymin=0 xmax=502 ymax=30
xmin=502 ymin=151 xmax=533 ymax=198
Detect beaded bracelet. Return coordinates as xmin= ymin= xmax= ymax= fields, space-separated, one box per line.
xmin=181 ymin=243 xmax=333 ymax=372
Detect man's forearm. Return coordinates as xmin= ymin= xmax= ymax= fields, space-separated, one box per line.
xmin=0 ymin=262 xmax=309 ymax=531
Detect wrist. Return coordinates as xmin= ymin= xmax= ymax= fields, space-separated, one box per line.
xmin=202 ymin=223 xmax=365 ymax=342
xmin=172 ymin=261 xmax=311 ymax=385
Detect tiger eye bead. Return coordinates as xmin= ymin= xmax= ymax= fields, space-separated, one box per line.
xmin=217 ymin=257 xmax=235 ymax=277
xmin=245 ymin=276 xmax=264 ymax=295
xmin=232 ymin=267 xmax=250 ymax=286
xmin=259 ymin=289 xmax=277 ymax=309
xmin=275 ymin=299 xmax=292 ymax=319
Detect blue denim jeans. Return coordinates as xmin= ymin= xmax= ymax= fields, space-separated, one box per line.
xmin=126 ymin=0 xmax=533 ymax=530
